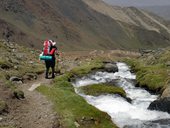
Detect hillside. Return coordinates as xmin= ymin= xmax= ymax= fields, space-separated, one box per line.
xmin=0 ymin=0 xmax=170 ymax=51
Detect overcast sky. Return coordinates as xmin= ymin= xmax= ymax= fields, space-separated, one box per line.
xmin=103 ymin=0 xmax=170 ymax=6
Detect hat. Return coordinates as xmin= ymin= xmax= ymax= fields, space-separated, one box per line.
xmin=49 ymin=40 xmax=53 ymax=43
xmin=52 ymin=42 xmax=56 ymax=46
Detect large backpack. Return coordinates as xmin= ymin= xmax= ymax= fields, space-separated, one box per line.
xmin=43 ymin=40 xmax=52 ymax=55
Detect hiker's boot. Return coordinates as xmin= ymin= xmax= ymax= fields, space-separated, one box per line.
xmin=52 ymin=74 xmax=55 ymax=79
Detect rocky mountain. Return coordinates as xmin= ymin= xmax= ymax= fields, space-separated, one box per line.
xmin=0 ymin=0 xmax=170 ymax=51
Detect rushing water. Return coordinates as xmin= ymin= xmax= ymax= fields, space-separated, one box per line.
xmin=73 ymin=62 xmax=170 ymax=128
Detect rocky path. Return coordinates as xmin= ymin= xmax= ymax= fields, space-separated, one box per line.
xmin=1 ymin=75 xmax=60 ymax=128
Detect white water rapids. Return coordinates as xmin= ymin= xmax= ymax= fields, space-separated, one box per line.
xmin=73 ymin=62 xmax=170 ymax=128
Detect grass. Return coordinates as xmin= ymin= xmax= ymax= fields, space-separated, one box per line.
xmin=79 ymin=83 xmax=126 ymax=97
xmin=70 ymin=59 xmax=104 ymax=77
xmin=37 ymin=61 xmax=118 ymax=128
xmin=37 ymin=75 xmax=117 ymax=128
xmin=125 ymin=55 xmax=170 ymax=93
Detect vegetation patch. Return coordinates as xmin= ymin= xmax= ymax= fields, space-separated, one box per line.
xmin=70 ymin=59 xmax=104 ymax=77
xmin=79 ymin=83 xmax=126 ymax=97
xmin=125 ymin=50 xmax=170 ymax=93
xmin=0 ymin=99 xmax=8 ymax=114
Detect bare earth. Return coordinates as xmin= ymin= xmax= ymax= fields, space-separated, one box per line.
xmin=0 ymin=76 xmax=61 ymax=128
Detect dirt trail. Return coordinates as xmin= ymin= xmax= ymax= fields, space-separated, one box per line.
xmin=1 ymin=75 xmax=60 ymax=128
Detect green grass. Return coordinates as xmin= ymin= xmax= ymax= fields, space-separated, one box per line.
xmin=125 ymin=58 xmax=169 ymax=92
xmin=79 ymin=83 xmax=126 ymax=97
xmin=37 ymin=74 xmax=117 ymax=128
xmin=70 ymin=59 xmax=104 ymax=77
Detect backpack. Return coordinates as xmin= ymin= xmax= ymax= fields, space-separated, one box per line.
xmin=43 ymin=40 xmax=52 ymax=55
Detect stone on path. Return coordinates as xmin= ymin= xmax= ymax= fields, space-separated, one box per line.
xmin=28 ymin=83 xmax=41 ymax=91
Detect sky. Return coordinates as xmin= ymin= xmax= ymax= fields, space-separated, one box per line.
xmin=103 ymin=0 xmax=170 ymax=7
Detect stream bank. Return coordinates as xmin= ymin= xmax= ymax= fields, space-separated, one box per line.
xmin=73 ymin=62 xmax=170 ymax=128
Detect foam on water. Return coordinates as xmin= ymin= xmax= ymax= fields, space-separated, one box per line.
xmin=73 ymin=62 xmax=170 ymax=127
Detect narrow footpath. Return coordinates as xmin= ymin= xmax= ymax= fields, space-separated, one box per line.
xmin=1 ymin=75 xmax=61 ymax=128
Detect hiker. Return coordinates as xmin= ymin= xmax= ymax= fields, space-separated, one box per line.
xmin=42 ymin=40 xmax=59 ymax=79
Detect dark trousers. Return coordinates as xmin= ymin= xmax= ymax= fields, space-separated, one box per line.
xmin=45 ymin=60 xmax=55 ymax=78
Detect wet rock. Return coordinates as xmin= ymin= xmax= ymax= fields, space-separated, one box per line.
xmin=148 ymin=97 xmax=170 ymax=113
xmin=104 ymin=63 xmax=118 ymax=73
xmin=126 ymin=97 xmax=132 ymax=103
xmin=13 ymin=90 xmax=25 ymax=99
xmin=0 ymin=99 xmax=8 ymax=114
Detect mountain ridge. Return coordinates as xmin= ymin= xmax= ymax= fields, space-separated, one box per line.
xmin=0 ymin=0 xmax=170 ymax=51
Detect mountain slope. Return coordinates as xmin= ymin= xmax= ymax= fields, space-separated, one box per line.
xmin=0 ymin=0 xmax=170 ymax=51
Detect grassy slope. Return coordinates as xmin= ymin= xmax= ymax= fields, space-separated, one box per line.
xmin=0 ymin=40 xmax=44 ymax=81
xmin=125 ymin=48 xmax=170 ymax=93
xmin=37 ymin=61 xmax=118 ymax=128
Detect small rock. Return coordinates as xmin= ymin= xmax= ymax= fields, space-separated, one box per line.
xmin=161 ymin=86 xmax=170 ymax=98
xmin=74 ymin=57 xmax=79 ymax=61
xmin=166 ymin=61 xmax=170 ymax=67
xmin=13 ymin=90 xmax=25 ymax=99
xmin=29 ymin=61 xmax=34 ymax=64
xmin=10 ymin=76 xmax=22 ymax=82
xmin=74 ymin=121 xmax=80 ymax=128
xmin=104 ymin=63 xmax=118 ymax=73
xmin=14 ymin=65 xmax=18 ymax=70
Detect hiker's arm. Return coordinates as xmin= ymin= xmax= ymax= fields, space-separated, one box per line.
xmin=55 ymin=46 xmax=60 ymax=56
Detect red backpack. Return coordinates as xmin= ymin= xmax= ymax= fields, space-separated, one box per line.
xmin=43 ymin=40 xmax=52 ymax=55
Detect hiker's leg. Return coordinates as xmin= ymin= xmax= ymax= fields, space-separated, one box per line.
xmin=45 ymin=61 xmax=50 ymax=78
xmin=51 ymin=60 xmax=55 ymax=78
xmin=52 ymin=67 xmax=55 ymax=78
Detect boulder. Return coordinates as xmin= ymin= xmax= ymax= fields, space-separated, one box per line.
xmin=148 ymin=97 xmax=170 ymax=113
xmin=104 ymin=63 xmax=118 ymax=73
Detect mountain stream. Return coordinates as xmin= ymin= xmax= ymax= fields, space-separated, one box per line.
xmin=73 ymin=62 xmax=170 ymax=128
